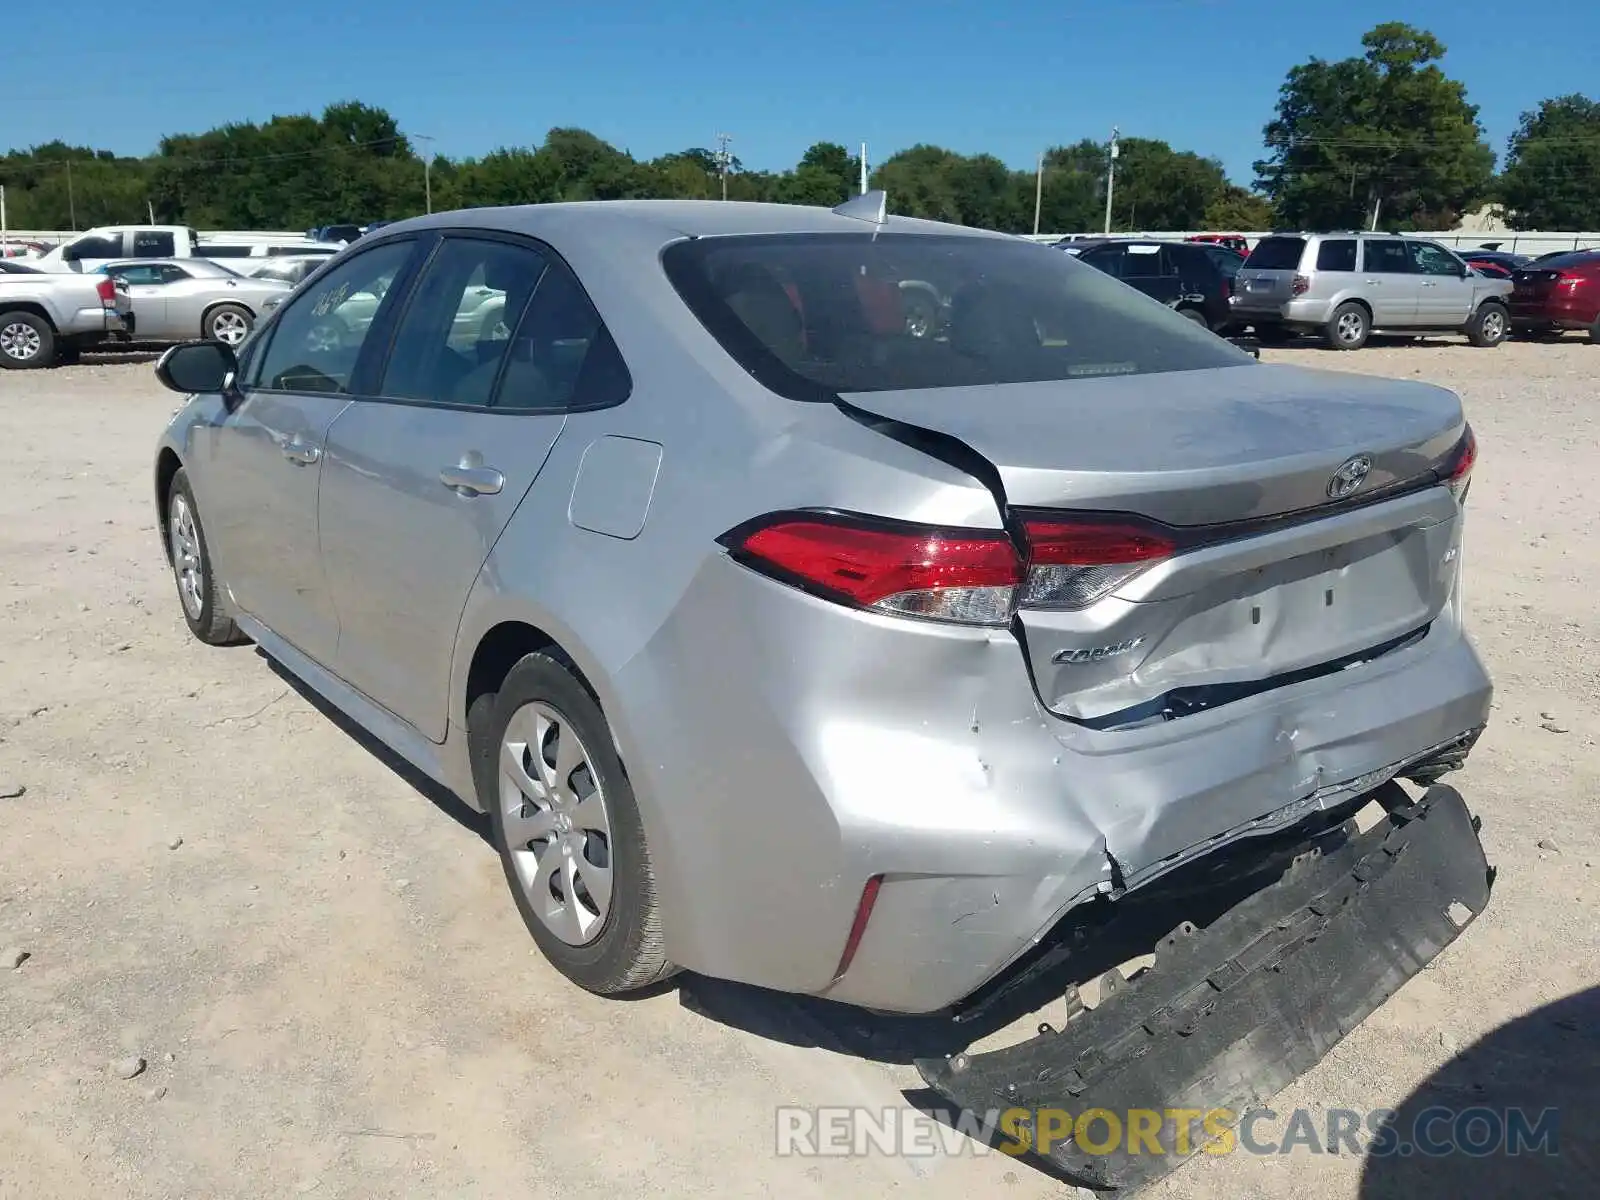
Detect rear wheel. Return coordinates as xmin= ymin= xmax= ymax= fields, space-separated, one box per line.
xmin=205 ymin=304 xmax=254 ymax=347
xmin=0 ymin=311 xmax=56 ymax=369
xmin=1466 ymin=303 xmax=1508 ymax=348
xmin=1590 ymin=317 xmax=1600 ymax=345
xmin=486 ymin=651 xmax=675 ymax=996
xmin=1325 ymin=302 xmax=1370 ymax=351
xmin=1177 ymin=306 xmax=1209 ymax=327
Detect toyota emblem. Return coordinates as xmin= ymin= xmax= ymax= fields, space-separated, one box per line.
xmin=1327 ymin=454 xmax=1373 ymax=500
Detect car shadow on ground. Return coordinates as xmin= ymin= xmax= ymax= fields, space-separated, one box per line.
xmin=78 ymin=347 xmax=163 ymax=366
xmin=1357 ymin=985 xmax=1597 ymax=1200
xmin=262 ymin=653 xmax=491 ymax=847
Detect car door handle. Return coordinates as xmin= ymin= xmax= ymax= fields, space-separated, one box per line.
xmin=440 ymin=464 xmax=504 ymax=495
xmin=282 ymin=438 xmax=320 ymax=465
xmin=1421 ymin=281 xmax=1438 ymax=287
xmin=1364 ymin=279 xmax=1381 ymax=285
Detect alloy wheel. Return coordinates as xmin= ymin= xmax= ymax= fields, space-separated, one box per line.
xmin=1481 ymin=309 xmax=1506 ymax=342
xmin=499 ymin=701 xmax=614 ymax=946
xmin=1336 ymin=311 xmax=1366 ymax=344
xmin=212 ymin=310 xmax=250 ymax=345
xmin=0 ymin=320 xmax=42 ymax=362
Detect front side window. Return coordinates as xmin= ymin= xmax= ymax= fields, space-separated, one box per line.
xmin=1409 ymin=242 xmax=1463 ymax=277
xmin=69 ymin=235 xmax=123 ymax=259
xmin=662 ymin=232 xmax=1250 ymax=400
xmin=251 ymin=239 xmax=415 ymax=394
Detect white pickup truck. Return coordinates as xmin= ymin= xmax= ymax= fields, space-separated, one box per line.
xmin=30 ymin=226 xmax=339 ymax=273
xmin=0 ymin=262 xmax=133 ymax=368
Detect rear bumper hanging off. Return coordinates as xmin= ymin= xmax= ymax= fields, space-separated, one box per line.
xmin=914 ymin=784 xmax=1494 ymax=1194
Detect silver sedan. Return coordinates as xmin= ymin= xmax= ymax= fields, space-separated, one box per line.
xmin=100 ymin=258 xmax=291 ymax=346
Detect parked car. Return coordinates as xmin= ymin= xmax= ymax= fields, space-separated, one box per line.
xmin=150 ymin=202 xmax=1493 ymax=1179
xmin=194 ymin=239 xmax=342 ymax=266
xmin=307 ymin=224 xmax=365 ymax=245
xmin=1460 ymin=249 xmax=1530 ymax=279
xmin=244 ymin=255 xmax=335 ymax=288
xmin=1186 ymin=233 xmax=1250 ymax=255
xmin=1231 ymin=232 xmax=1512 ymax=349
xmin=31 ymin=225 xmax=202 ymax=273
xmin=98 ymin=258 xmax=291 ymax=347
xmin=1508 ymin=251 xmax=1600 ymax=342
xmin=1073 ymin=238 xmax=1234 ymax=330
xmin=0 ymin=259 xmax=43 ymax=274
xmin=0 ymin=265 xmax=131 ymax=367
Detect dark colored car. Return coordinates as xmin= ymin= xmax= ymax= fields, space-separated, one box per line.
xmin=1508 ymin=251 xmax=1600 ymax=341
xmin=1461 ymin=251 xmax=1530 ymax=279
xmin=1074 ymin=239 xmax=1233 ymax=330
xmin=1187 ymin=233 xmax=1250 ymax=256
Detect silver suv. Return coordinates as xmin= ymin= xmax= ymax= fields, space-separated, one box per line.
xmin=1232 ymin=232 xmax=1513 ymax=350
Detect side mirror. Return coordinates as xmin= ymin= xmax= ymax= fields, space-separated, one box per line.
xmin=156 ymin=341 xmax=239 ymax=399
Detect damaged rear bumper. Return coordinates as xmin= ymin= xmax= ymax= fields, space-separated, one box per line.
xmin=915 ymin=784 xmax=1494 ymax=1194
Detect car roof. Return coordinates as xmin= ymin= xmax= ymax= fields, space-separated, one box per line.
xmin=368 ymin=199 xmax=1015 ymax=248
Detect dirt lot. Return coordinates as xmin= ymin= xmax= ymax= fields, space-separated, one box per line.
xmin=1 ymin=340 xmax=1596 ymax=1199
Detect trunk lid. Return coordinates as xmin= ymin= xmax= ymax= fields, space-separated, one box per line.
xmin=840 ymin=362 xmax=1466 ymax=727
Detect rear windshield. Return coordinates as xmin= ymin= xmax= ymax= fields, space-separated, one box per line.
xmin=1244 ymin=237 xmax=1306 ymax=271
xmin=661 ymin=233 xmax=1251 ymax=399
xmin=1526 ymin=251 xmax=1598 ymax=271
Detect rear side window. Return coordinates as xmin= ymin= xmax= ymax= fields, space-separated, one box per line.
xmin=70 ymin=235 xmax=123 ymax=258
xmin=1315 ymin=240 xmax=1357 ymax=272
xmin=132 ymin=231 xmax=176 ymax=258
xmin=1244 ymin=237 xmax=1305 ymax=270
xmin=1363 ymin=240 xmax=1412 ymax=273
xmin=662 ymin=232 xmax=1252 ymax=400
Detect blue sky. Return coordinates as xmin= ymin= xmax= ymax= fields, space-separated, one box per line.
xmin=3 ymin=0 xmax=1594 ymax=185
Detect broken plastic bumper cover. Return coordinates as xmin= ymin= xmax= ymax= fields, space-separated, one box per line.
xmin=915 ymin=784 xmax=1493 ymax=1194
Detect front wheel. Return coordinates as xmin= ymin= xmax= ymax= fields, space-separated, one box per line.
xmin=1177 ymin=306 xmax=1210 ymax=327
xmin=165 ymin=468 xmax=245 ymax=646
xmin=1466 ymin=303 xmax=1508 ymax=348
xmin=0 ymin=311 xmax=56 ymax=369
xmin=1325 ymin=302 xmax=1370 ymax=350
xmin=486 ymin=651 xmax=676 ymax=996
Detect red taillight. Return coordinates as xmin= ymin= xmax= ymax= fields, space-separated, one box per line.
xmin=724 ymin=511 xmax=1177 ymax=623
xmin=831 ymin=875 xmax=882 ymax=982
xmin=1291 ymin=274 xmax=1311 ymax=296
xmin=1444 ymin=426 xmax=1476 ymax=504
xmin=95 ymin=276 xmax=117 ymax=306
xmin=1021 ymin=519 xmax=1176 ymax=609
xmin=730 ymin=515 xmax=1021 ymax=625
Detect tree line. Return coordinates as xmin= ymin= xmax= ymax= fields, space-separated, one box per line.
xmin=3 ymin=23 xmax=1598 ymax=236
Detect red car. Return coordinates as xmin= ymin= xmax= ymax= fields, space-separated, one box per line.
xmin=1509 ymin=251 xmax=1600 ymax=341
xmin=1186 ymin=233 xmax=1250 ymax=255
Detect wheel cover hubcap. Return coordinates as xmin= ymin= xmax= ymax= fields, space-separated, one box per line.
xmin=169 ymin=495 xmax=204 ymax=620
xmin=1338 ymin=312 xmax=1364 ymax=342
xmin=1483 ymin=311 xmax=1504 ymax=339
xmin=500 ymin=701 xmax=614 ymax=946
xmin=1 ymin=321 xmax=41 ymax=361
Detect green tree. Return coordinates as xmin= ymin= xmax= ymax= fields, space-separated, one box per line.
xmin=1204 ymin=184 xmax=1276 ymax=230
xmin=1497 ymin=95 xmax=1600 ymax=229
xmin=1255 ymin=23 xmax=1494 ymax=231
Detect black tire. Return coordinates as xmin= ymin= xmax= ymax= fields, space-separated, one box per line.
xmin=1466 ymin=302 xmax=1509 ymax=348
xmin=205 ymin=303 xmax=254 ymax=347
xmin=164 ymin=468 xmax=245 ymax=646
xmin=305 ymin=313 xmax=349 ymax=354
xmin=1252 ymin=323 xmax=1292 ymax=344
xmin=1589 ymin=317 xmax=1600 ymax=346
xmin=1177 ymin=306 xmax=1209 ymax=327
xmin=1325 ymin=301 xmax=1370 ymax=350
xmin=0 ymin=310 xmax=57 ymax=369
xmin=485 ymin=650 xmax=675 ymax=995
xmin=902 ymin=291 xmax=940 ymax=339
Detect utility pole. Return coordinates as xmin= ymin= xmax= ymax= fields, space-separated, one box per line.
xmin=860 ymin=142 xmax=868 ymax=195
xmin=1102 ymin=127 xmax=1119 ymax=235
xmin=1033 ymin=151 xmax=1045 ymax=236
xmin=715 ymin=132 xmax=732 ymax=201
xmin=411 ymin=133 xmax=435 ymax=214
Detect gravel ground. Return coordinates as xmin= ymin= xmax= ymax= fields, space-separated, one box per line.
xmin=1 ymin=340 xmax=1596 ymax=1199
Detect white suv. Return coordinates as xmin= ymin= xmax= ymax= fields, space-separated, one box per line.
xmin=1231 ymin=232 xmax=1513 ymax=350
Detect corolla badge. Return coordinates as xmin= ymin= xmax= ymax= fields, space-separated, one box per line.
xmin=1327 ymin=454 xmax=1373 ymax=500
